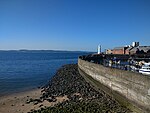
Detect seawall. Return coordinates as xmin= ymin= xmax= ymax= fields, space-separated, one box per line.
xmin=78 ymin=58 xmax=150 ymax=113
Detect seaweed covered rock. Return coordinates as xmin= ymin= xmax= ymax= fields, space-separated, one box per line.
xmin=32 ymin=64 xmax=131 ymax=113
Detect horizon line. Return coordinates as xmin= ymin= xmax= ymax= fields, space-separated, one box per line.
xmin=0 ymin=49 xmax=95 ymax=52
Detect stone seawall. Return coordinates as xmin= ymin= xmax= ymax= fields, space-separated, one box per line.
xmin=78 ymin=58 xmax=150 ymax=113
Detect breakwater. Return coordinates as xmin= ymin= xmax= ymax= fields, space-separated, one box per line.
xmin=78 ymin=57 xmax=150 ymax=113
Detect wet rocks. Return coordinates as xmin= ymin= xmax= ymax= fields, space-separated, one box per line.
xmin=31 ymin=64 xmax=131 ymax=113
xmin=46 ymin=97 xmax=57 ymax=102
xmin=26 ymin=98 xmax=42 ymax=105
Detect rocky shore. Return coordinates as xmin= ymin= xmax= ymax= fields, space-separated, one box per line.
xmin=30 ymin=64 xmax=131 ymax=113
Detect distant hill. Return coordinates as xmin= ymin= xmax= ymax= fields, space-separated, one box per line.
xmin=0 ymin=50 xmax=94 ymax=53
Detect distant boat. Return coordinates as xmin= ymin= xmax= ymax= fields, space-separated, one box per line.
xmin=139 ymin=63 xmax=150 ymax=75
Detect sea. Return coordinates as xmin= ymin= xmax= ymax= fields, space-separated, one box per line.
xmin=0 ymin=50 xmax=90 ymax=96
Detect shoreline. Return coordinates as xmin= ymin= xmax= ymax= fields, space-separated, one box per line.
xmin=0 ymin=87 xmax=41 ymax=98
xmin=0 ymin=88 xmax=68 ymax=113
xmin=33 ymin=64 xmax=131 ymax=113
xmin=0 ymin=87 xmax=41 ymax=99
xmin=0 ymin=64 xmax=131 ymax=113
xmin=0 ymin=88 xmax=42 ymax=113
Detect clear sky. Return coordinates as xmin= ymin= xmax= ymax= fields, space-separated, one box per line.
xmin=0 ymin=0 xmax=150 ymax=51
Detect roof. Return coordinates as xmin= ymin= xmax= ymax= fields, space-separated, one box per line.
xmin=130 ymin=46 xmax=150 ymax=52
xmin=126 ymin=47 xmax=133 ymax=51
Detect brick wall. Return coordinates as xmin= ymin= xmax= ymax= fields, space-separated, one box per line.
xmin=113 ymin=49 xmax=124 ymax=54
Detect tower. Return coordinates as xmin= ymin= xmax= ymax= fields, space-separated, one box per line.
xmin=98 ymin=45 xmax=101 ymax=54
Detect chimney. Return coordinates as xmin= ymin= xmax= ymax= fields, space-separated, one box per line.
xmin=132 ymin=42 xmax=139 ymax=47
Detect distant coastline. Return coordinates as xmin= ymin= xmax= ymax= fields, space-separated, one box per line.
xmin=0 ymin=50 xmax=94 ymax=53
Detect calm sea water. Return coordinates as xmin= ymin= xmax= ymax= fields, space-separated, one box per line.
xmin=0 ymin=51 xmax=89 ymax=96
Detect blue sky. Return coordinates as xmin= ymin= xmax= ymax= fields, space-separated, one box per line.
xmin=0 ymin=0 xmax=150 ymax=51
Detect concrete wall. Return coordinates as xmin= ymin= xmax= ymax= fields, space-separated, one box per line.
xmin=78 ymin=58 xmax=150 ymax=113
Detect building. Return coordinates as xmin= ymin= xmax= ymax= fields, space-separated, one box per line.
xmin=125 ymin=46 xmax=133 ymax=54
xmin=106 ymin=49 xmax=113 ymax=54
xmin=109 ymin=42 xmax=150 ymax=55
xmin=112 ymin=42 xmax=140 ymax=55
xmin=132 ymin=42 xmax=139 ymax=47
xmin=112 ymin=47 xmax=128 ymax=54
xmin=130 ymin=46 xmax=150 ymax=55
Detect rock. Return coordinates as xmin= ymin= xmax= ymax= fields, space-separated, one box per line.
xmin=30 ymin=64 xmax=131 ymax=113
xmin=46 ymin=97 xmax=53 ymax=102
xmin=33 ymin=99 xmax=42 ymax=103
xmin=39 ymin=104 xmax=43 ymax=107
xmin=11 ymin=104 xmax=15 ymax=106
xmin=33 ymin=101 xmax=38 ymax=105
